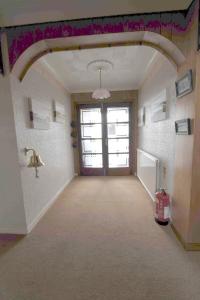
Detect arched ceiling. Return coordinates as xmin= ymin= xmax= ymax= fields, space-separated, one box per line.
xmin=0 ymin=0 xmax=192 ymax=27
xmin=32 ymin=45 xmax=175 ymax=93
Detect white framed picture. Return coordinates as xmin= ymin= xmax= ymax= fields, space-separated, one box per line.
xmin=151 ymin=89 xmax=167 ymax=123
xmin=175 ymin=70 xmax=193 ymax=98
xmin=53 ymin=100 xmax=66 ymax=124
xmin=28 ymin=98 xmax=50 ymax=130
xmin=151 ymin=101 xmax=167 ymax=122
xmin=175 ymin=118 xmax=191 ymax=135
xmin=138 ymin=107 xmax=145 ymax=127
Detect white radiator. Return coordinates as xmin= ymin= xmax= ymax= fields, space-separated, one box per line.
xmin=137 ymin=149 xmax=160 ymax=201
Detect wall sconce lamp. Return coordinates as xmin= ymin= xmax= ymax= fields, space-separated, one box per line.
xmin=24 ymin=147 xmax=45 ymax=178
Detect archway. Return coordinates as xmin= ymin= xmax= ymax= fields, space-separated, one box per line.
xmin=0 ymin=0 xmax=199 ymax=248
xmin=11 ymin=31 xmax=185 ymax=81
xmin=6 ymin=0 xmax=197 ymax=80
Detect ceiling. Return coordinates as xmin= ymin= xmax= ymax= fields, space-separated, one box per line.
xmin=37 ymin=45 xmax=158 ymax=93
xmin=0 ymin=0 xmax=192 ymax=27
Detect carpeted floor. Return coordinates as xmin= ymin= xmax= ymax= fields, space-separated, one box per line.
xmin=0 ymin=176 xmax=200 ymax=300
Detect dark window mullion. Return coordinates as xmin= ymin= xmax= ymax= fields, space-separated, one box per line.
xmin=80 ymin=122 xmax=102 ymax=125
xmin=81 ymin=138 xmax=102 ymax=141
xmin=108 ymin=152 xmax=129 ymax=155
xmin=107 ymin=137 xmax=130 ymax=140
xmin=107 ymin=122 xmax=130 ymax=125
xmin=82 ymin=153 xmax=103 ymax=155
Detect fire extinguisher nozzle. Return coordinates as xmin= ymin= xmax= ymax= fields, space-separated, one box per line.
xmin=155 ymin=218 xmax=169 ymax=226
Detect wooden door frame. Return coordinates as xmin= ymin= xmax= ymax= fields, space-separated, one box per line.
xmin=77 ymin=103 xmax=104 ymax=176
xmin=104 ymin=102 xmax=132 ymax=176
xmin=77 ymin=102 xmax=132 ymax=176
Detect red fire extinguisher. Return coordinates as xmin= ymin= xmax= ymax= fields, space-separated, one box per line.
xmin=155 ymin=189 xmax=170 ymax=226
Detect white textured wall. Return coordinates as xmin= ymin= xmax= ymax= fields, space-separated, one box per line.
xmin=0 ymin=74 xmax=27 ymax=233
xmin=11 ymin=61 xmax=74 ymax=231
xmin=138 ymin=53 xmax=177 ymax=195
xmin=0 ymin=32 xmax=27 ymax=234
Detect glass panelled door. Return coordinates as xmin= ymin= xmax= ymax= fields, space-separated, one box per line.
xmin=79 ymin=106 xmax=104 ymax=175
xmin=106 ymin=104 xmax=131 ymax=175
xmin=79 ymin=103 xmax=131 ymax=176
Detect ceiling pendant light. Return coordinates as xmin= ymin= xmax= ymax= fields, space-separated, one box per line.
xmin=87 ymin=59 xmax=113 ymax=100
xmin=92 ymin=67 xmax=111 ymax=100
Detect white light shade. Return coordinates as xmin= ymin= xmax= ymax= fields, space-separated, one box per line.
xmin=88 ymin=60 xmax=113 ymax=100
xmin=92 ymin=88 xmax=111 ymax=100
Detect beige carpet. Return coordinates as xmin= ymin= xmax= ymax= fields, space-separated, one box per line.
xmin=0 ymin=176 xmax=200 ymax=300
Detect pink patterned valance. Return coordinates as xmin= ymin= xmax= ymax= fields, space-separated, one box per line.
xmin=3 ymin=0 xmax=197 ymax=68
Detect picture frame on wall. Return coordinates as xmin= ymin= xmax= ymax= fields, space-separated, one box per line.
xmin=175 ymin=70 xmax=193 ymax=98
xmin=28 ymin=98 xmax=50 ymax=130
xmin=53 ymin=100 xmax=66 ymax=124
xmin=175 ymin=118 xmax=191 ymax=135
xmin=151 ymin=101 xmax=167 ymax=122
xmin=138 ymin=107 xmax=145 ymax=127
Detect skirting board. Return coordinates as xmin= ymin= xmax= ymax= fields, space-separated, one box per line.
xmin=137 ymin=175 xmax=155 ymax=202
xmin=27 ymin=175 xmax=75 ymax=233
xmin=0 ymin=227 xmax=27 ymax=235
xmin=171 ymin=224 xmax=200 ymax=251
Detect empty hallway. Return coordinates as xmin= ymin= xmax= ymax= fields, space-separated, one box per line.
xmin=1 ymin=1 xmax=200 ymax=299
xmin=1 ymin=176 xmax=200 ymax=300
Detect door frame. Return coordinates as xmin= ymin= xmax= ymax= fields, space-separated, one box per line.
xmin=103 ymin=102 xmax=132 ymax=176
xmin=77 ymin=102 xmax=132 ymax=176
xmin=77 ymin=103 xmax=104 ymax=176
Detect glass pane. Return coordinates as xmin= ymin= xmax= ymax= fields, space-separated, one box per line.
xmin=108 ymin=138 xmax=129 ymax=153
xmin=82 ymin=139 xmax=102 ymax=154
xmin=80 ymin=108 xmax=101 ymax=124
xmin=107 ymin=107 xmax=129 ymax=123
xmin=108 ymin=154 xmax=129 ymax=168
xmin=107 ymin=123 xmax=129 ymax=138
xmin=82 ymin=154 xmax=103 ymax=168
xmin=81 ymin=124 xmax=102 ymax=138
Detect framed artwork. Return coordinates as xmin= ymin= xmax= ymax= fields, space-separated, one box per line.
xmin=138 ymin=107 xmax=145 ymax=127
xmin=53 ymin=100 xmax=65 ymax=124
xmin=28 ymin=98 xmax=50 ymax=130
xmin=175 ymin=70 xmax=193 ymax=98
xmin=175 ymin=118 xmax=191 ymax=135
xmin=151 ymin=101 xmax=167 ymax=122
